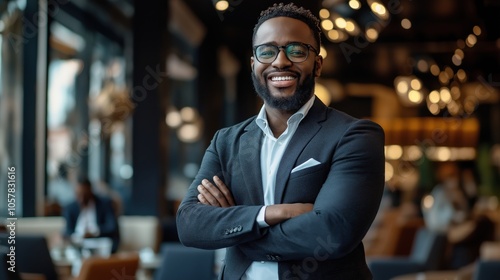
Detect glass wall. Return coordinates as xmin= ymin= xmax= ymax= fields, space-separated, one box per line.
xmin=44 ymin=8 xmax=130 ymax=215
xmin=0 ymin=0 xmax=25 ymax=216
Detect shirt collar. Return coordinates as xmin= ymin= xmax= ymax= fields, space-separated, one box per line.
xmin=256 ymin=95 xmax=315 ymax=132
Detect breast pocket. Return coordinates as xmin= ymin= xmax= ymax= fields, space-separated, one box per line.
xmin=283 ymin=163 xmax=329 ymax=203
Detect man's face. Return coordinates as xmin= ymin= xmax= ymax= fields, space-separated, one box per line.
xmin=251 ymin=17 xmax=323 ymax=111
xmin=75 ymin=183 xmax=92 ymax=207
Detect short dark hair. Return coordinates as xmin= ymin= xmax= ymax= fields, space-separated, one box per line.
xmin=253 ymin=3 xmax=321 ymax=50
xmin=77 ymin=177 xmax=92 ymax=189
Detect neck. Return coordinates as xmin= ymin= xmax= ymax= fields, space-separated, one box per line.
xmin=265 ymin=105 xmax=295 ymax=138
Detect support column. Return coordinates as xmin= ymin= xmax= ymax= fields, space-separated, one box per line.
xmin=129 ymin=0 xmax=169 ymax=215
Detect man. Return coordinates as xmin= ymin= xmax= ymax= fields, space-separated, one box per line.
xmin=63 ymin=177 xmax=120 ymax=253
xmin=176 ymin=3 xmax=385 ymax=279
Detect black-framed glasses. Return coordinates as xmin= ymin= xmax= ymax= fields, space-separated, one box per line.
xmin=253 ymin=42 xmax=319 ymax=64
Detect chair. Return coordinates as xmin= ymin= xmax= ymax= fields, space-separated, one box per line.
xmin=473 ymin=260 xmax=500 ymax=280
xmin=76 ymin=252 xmax=140 ymax=280
xmin=154 ymin=242 xmax=215 ymax=280
xmin=473 ymin=241 xmax=500 ymax=280
xmin=368 ymin=228 xmax=448 ymax=280
xmin=0 ymin=233 xmax=59 ymax=280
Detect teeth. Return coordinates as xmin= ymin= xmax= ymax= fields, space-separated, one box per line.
xmin=271 ymin=76 xmax=295 ymax=81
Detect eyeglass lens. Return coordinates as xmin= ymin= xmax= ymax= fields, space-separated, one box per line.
xmin=255 ymin=43 xmax=310 ymax=63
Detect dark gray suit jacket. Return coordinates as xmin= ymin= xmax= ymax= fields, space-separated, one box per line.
xmin=177 ymin=98 xmax=385 ymax=279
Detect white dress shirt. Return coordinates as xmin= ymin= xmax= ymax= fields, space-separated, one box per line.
xmin=242 ymin=95 xmax=315 ymax=280
xmin=74 ymin=201 xmax=100 ymax=239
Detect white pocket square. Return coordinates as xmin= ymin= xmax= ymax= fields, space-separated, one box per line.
xmin=291 ymin=158 xmax=321 ymax=173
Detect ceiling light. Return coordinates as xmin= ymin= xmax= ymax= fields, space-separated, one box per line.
xmin=466 ymin=34 xmax=477 ymax=47
xmin=410 ymin=78 xmax=421 ymax=90
xmin=365 ymin=28 xmax=379 ymax=41
xmin=319 ymin=46 xmax=328 ymax=59
xmin=428 ymin=103 xmax=440 ymax=115
xmin=180 ymin=107 xmax=197 ymax=122
xmin=214 ymin=0 xmax=229 ymax=11
xmin=386 ymin=145 xmax=403 ymax=160
xmin=319 ymin=8 xmax=330 ymax=19
xmin=440 ymin=87 xmax=451 ymax=103
xmin=320 ymin=1 xmax=389 ymax=44
xmin=428 ymin=90 xmax=440 ymax=103
xmin=335 ymin=17 xmax=347 ymax=29
xmin=452 ymin=54 xmax=462 ymax=66
xmin=430 ymin=64 xmax=440 ymax=76
xmin=349 ymin=0 xmax=361 ymax=10
xmin=396 ymin=80 xmax=409 ymax=94
xmin=454 ymin=49 xmax=464 ymax=59
xmin=345 ymin=20 xmax=356 ymax=32
xmin=166 ymin=109 xmax=182 ymax=128
xmin=473 ymin=25 xmax=481 ymax=36
xmin=456 ymin=69 xmax=467 ymax=82
xmin=450 ymin=86 xmax=461 ymax=100
xmin=328 ymin=29 xmax=340 ymax=41
xmin=408 ymin=90 xmax=423 ymax=103
xmin=401 ymin=18 xmax=412 ymax=29
xmin=321 ymin=19 xmax=334 ymax=30
xmin=416 ymin=59 xmax=429 ymax=72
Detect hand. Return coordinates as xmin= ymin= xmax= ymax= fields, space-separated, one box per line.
xmin=197 ymin=176 xmax=235 ymax=207
xmin=83 ymin=232 xmax=97 ymax=238
xmin=265 ymin=203 xmax=313 ymax=226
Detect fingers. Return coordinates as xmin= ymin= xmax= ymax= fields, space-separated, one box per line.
xmin=197 ymin=179 xmax=231 ymax=207
xmin=213 ymin=176 xmax=235 ymax=206
xmin=197 ymin=184 xmax=221 ymax=207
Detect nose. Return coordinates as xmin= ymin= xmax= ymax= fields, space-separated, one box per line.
xmin=271 ymin=48 xmax=292 ymax=69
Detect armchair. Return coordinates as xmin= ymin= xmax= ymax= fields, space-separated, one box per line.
xmin=368 ymin=228 xmax=447 ymax=280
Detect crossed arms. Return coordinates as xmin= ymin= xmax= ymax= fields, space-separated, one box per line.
xmin=176 ymin=119 xmax=385 ymax=261
xmin=197 ymin=176 xmax=313 ymax=226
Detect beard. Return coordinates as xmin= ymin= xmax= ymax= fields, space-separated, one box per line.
xmin=251 ymin=66 xmax=316 ymax=112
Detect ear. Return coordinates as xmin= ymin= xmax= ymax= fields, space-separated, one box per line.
xmin=314 ymin=55 xmax=323 ymax=77
xmin=251 ymin=56 xmax=255 ymax=71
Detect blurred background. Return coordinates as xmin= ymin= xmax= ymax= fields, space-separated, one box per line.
xmin=0 ymin=0 xmax=500 ymax=279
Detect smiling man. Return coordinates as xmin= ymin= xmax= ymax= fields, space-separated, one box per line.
xmin=176 ymin=3 xmax=385 ymax=279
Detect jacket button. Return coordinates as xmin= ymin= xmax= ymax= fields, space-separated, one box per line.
xmin=266 ymin=255 xmax=272 ymax=261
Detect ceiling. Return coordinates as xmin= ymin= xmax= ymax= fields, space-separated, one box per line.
xmin=182 ymin=0 xmax=500 ymax=87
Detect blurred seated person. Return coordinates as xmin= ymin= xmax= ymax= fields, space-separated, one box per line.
xmin=424 ymin=161 xmax=495 ymax=269
xmin=63 ymin=177 xmax=120 ymax=253
xmin=446 ymin=162 xmax=495 ymax=269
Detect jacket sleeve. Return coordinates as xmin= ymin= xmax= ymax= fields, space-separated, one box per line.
xmin=63 ymin=203 xmax=77 ymax=237
xmin=176 ymin=130 xmax=266 ymax=249
xmin=238 ymin=120 xmax=385 ymax=261
xmin=96 ymin=197 xmax=120 ymax=239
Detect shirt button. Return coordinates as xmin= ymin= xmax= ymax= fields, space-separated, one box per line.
xmin=261 ymin=261 xmax=265 ymax=264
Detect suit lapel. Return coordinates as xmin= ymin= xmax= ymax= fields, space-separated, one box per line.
xmin=239 ymin=121 xmax=265 ymax=205
xmin=274 ymin=98 xmax=327 ymax=203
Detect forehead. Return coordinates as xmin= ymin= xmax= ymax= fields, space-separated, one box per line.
xmin=254 ymin=17 xmax=315 ymax=45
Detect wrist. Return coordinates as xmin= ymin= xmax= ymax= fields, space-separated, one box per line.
xmin=264 ymin=204 xmax=289 ymax=226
